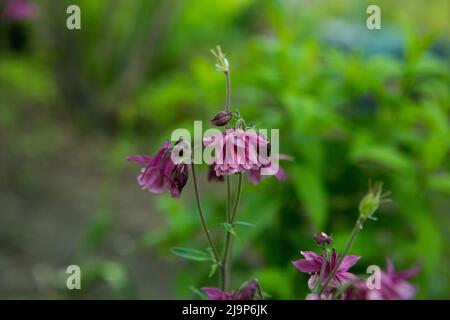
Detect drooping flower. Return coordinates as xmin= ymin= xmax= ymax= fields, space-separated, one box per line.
xmin=202 ymin=279 xmax=259 ymax=300
xmin=366 ymin=258 xmax=420 ymax=300
xmin=292 ymin=250 xmax=360 ymax=290
xmin=127 ymin=140 xmax=189 ymax=198
xmin=210 ymin=111 xmax=232 ymax=126
xmin=314 ymin=232 xmax=333 ymax=247
xmin=204 ymin=128 xmax=269 ymax=176
xmin=3 ymin=0 xmax=37 ymax=22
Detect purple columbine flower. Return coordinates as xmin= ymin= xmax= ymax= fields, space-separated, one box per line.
xmin=210 ymin=111 xmax=232 ymax=126
xmin=366 ymin=258 xmax=420 ymax=300
xmin=3 ymin=0 xmax=37 ymax=22
xmin=314 ymin=232 xmax=333 ymax=247
xmin=293 ymin=250 xmax=360 ymax=290
xmin=127 ymin=140 xmax=189 ymax=198
xmin=202 ymin=279 xmax=259 ymax=300
xmin=343 ymin=258 xmax=420 ymax=300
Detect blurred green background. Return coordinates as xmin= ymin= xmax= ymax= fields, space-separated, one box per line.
xmin=0 ymin=0 xmax=449 ymax=299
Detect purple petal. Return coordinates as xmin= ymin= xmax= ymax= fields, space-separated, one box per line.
xmin=308 ymin=274 xmax=318 ymax=289
xmin=202 ymin=288 xmax=227 ymax=300
xmin=292 ymin=252 xmax=323 ymax=273
xmin=339 ymin=255 xmax=361 ymax=272
xmin=247 ymin=170 xmax=261 ymax=185
xmin=275 ymin=167 xmax=286 ymax=180
xmin=305 ymin=293 xmax=320 ymax=300
xmin=386 ymin=257 xmax=395 ymax=276
xmin=397 ymin=263 xmax=421 ymax=280
xmin=336 ymin=271 xmax=358 ymax=283
xmin=127 ymin=155 xmax=153 ymax=165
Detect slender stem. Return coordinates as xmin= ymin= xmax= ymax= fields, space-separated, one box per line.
xmin=220 ymin=176 xmax=232 ymax=291
xmin=317 ymin=217 xmax=364 ymax=296
xmin=226 ymin=176 xmax=231 ymax=222
xmin=225 ymin=71 xmax=231 ymax=112
xmin=222 ymin=172 xmax=243 ymax=291
xmin=190 ymin=164 xmax=221 ymax=265
xmin=230 ymin=173 xmax=243 ymax=222
xmin=220 ymin=68 xmax=234 ymax=291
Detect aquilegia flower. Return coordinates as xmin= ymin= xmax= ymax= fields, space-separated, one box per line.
xmin=204 ymin=128 xmax=270 ymax=176
xmin=202 ymin=279 xmax=259 ymax=300
xmin=344 ymin=258 xmax=420 ymax=300
xmin=127 ymin=140 xmax=189 ymax=198
xmin=3 ymin=0 xmax=37 ymax=22
xmin=367 ymin=258 xmax=420 ymax=300
xmin=293 ymin=250 xmax=360 ymax=290
xmin=204 ymin=127 xmax=291 ymax=183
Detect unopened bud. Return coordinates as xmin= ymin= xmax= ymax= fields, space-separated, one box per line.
xmin=314 ymin=232 xmax=333 ymax=247
xmin=359 ymin=182 xmax=385 ymax=220
xmin=210 ymin=111 xmax=232 ymax=126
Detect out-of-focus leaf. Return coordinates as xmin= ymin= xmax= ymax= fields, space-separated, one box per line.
xmin=235 ymin=221 xmax=256 ymax=228
xmin=428 ymin=173 xmax=450 ymax=194
xmin=222 ymin=223 xmax=241 ymax=241
xmin=170 ymin=247 xmax=212 ymax=261
xmin=291 ymin=166 xmax=328 ymax=229
xmin=101 ymin=262 xmax=129 ymax=293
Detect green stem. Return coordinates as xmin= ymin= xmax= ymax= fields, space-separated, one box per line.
xmin=317 ymin=216 xmax=364 ymax=296
xmin=190 ymin=165 xmax=222 ymax=268
xmin=222 ymin=172 xmax=243 ymax=291
xmin=226 ymin=176 xmax=231 ymax=222
xmin=225 ymin=71 xmax=231 ymax=112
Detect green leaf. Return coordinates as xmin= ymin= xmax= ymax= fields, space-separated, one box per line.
xmin=208 ymin=262 xmax=219 ymax=278
xmin=222 ymin=223 xmax=241 ymax=241
xmin=170 ymin=247 xmax=212 ymax=261
xmin=291 ymin=166 xmax=328 ymax=229
xmin=235 ymin=221 xmax=256 ymax=227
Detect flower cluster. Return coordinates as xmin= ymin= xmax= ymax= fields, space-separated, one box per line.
xmin=293 ymin=232 xmax=420 ymax=300
xmin=128 ymin=47 xmax=290 ymax=299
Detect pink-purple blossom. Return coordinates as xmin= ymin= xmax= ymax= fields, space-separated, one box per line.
xmin=127 ymin=140 xmax=189 ymax=198
xmin=3 ymin=0 xmax=37 ymax=22
xmin=293 ymin=250 xmax=360 ymax=290
xmin=203 ymin=279 xmax=259 ymax=300
xmin=204 ymin=128 xmax=270 ymax=176
xmin=366 ymin=258 xmax=420 ymax=300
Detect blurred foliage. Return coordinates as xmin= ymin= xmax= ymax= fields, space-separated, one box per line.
xmin=0 ymin=0 xmax=449 ymax=299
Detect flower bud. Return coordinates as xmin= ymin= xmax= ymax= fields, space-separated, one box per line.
xmin=314 ymin=232 xmax=333 ymax=246
xmin=210 ymin=111 xmax=232 ymax=126
xmin=168 ymin=164 xmax=189 ymax=198
xmin=359 ymin=182 xmax=385 ymax=220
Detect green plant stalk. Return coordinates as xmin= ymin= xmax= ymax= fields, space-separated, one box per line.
xmin=317 ymin=216 xmax=365 ymax=296
xmin=225 ymin=71 xmax=231 ymax=113
xmin=222 ymin=172 xmax=243 ymax=291
xmin=190 ymin=164 xmax=222 ymax=272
